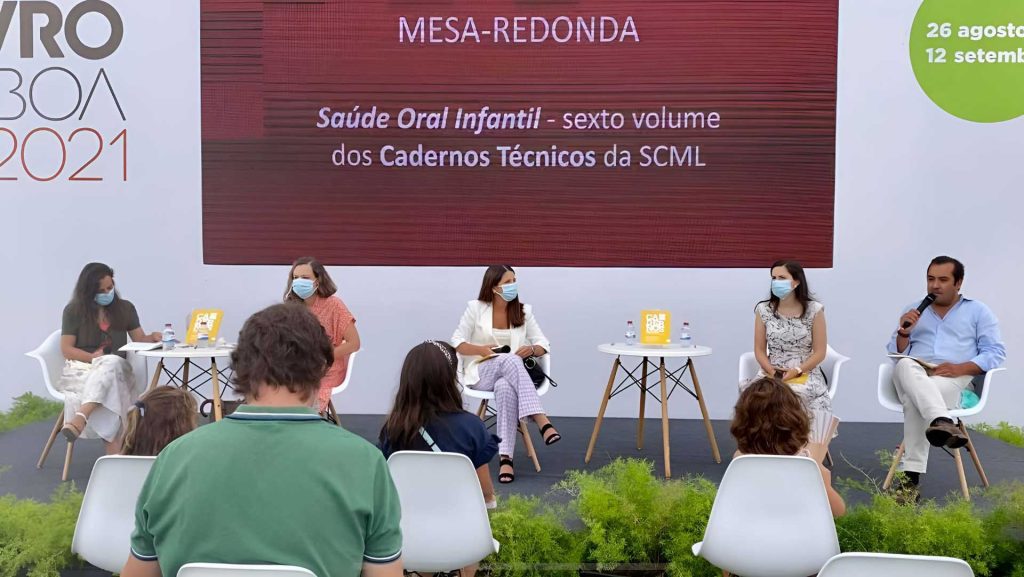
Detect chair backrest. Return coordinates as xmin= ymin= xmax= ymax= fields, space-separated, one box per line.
xmin=879 ymin=361 xmax=1005 ymax=417
xmin=177 ymin=564 xmax=317 ymax=577
xmin=818 ymin=552 xmax=974 ymax=577
xmin=25 ymin=330 xmax=66 ymax=401
xmin=72 ymin=455 xmax=157 ymax=572
xmin=387 ymin=451 xmax=498 ymax=571
xmin=331 ymin=350 xmax=358 ymax=395
xmin=738 ymin=345 xmax=849 ymax=399
xmin=696 ymin=455 xmax=839 ymax=577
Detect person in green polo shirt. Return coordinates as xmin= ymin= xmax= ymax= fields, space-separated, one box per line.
xmin=121 ymin=303 xmax=403 ymax=577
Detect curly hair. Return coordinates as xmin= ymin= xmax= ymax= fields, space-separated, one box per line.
xmin=731 ymin=377 xmax=810 ymax=456
xmin=231 ymin=303 xmax=333 ymax=402
xmin=121 ymin=386 xmax=198 ymax=456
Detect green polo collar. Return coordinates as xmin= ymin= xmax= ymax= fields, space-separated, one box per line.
xmin=226 ymin=405 xmax=322 ymax=422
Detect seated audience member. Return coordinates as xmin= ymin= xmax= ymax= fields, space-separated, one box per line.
xmin=59 ymin=262 xmax=163 ymax=454
xmin=731 ymin=377 xmax=846 ymax=517
xmin=750 ymin=259 xmax=833 ymax=438
xmin=121 ymin=386 xmax=198 ymax=456
xmin=886 ymin=256 xmax=1005 ymax=493
xmin=379 ymin=340 xmax=500 ymax=577
xmin=380 ymin=340 xmax=499 ymax=506
xmin=452 ymin=265 xmax=559 ymax=484
xmin=284 ymin=256 xmax=360 ymax=414
xmin=122 ymin=304 xmax=402 ymax=577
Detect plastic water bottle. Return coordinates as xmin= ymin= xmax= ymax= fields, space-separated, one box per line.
xmin=161 ymin=324 xmax=176 ymax=351
xmin=196 ymin=320 xmax=210 ymax=349
xmin=625 ymin=321 xmax=637 ymax=345
xmin=679 ymin=321 xmax=692 ymax=348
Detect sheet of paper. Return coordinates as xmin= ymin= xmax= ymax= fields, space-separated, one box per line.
xmin=119 ymin=342 xmax=163 ymax=352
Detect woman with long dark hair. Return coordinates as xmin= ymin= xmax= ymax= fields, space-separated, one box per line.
xmin=59 ymin=262 xmax=162 ymax=453
xmin=283 ymin=256 xmax=360 ymax=412
xmin=379 ymin=340 xmax=498 ymax=505
xmin=451 ymin=265 xmax=560 ymax=484
xmin=751 ymin=259 xmax=832 ymax=434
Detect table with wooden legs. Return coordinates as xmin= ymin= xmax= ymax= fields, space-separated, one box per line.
xmin=138 ymin=348 xmax=233 ymax=421
xmin=586 ymin=344 xmax=721 ymax=478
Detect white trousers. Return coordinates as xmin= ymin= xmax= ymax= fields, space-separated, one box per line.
xmin=891 ymin=358 xmax=972 ymax=473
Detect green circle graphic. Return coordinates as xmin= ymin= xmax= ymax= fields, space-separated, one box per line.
xmin=910 ymin=0 xmax=1024 ymax=122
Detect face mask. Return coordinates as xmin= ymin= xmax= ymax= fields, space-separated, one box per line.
xmin=292 ymin=278 xmax=316 ymax=300
xmin=771 ymin=279 xmax=794 ymax=299
xmin=495 ymin=282 xmax=518 ymax=302
xmin=95 ymin=291 xmax=115 ymax=306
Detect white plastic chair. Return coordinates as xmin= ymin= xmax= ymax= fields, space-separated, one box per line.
xmin=26 ymin=330 xmax=75 ymax=480
xmin=878 ymin=362 xmax=1005 ymax=500
xmin=692 ymin=455 xmax=839 ymax=577
xmin=738 ymin=345 xmax=849 ymax=465
xmin=461 ymin=354 xmax=551 ymax=473
xmin=325 ymin=350 xmax=357 ymax=424
xmin=818 ymin=552 xmax=974 ymax=577
xmin=387 ymin=451 xmax=499 ymax=572
xmin=28 ymin=330 xmax=151 ymax=480
xmin=737 ymin=344 xmax=850 ymax=400
xmin=71 ymin=455 xmax=156 ymax=573
xmin=178 ymin=564 xmax=317 ymax=577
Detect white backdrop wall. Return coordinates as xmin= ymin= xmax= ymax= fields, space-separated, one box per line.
xmin=1 ymin=0 xmax=1020 ymax=425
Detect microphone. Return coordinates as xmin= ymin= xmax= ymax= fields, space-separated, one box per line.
xmin=902 ymin=293 xmax=936 ymax=328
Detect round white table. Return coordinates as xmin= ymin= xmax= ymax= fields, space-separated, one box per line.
xmin=586 ymin=343 xmax=721 ymax=478
xmin=139 ymin=347 xmax=233 ymax=420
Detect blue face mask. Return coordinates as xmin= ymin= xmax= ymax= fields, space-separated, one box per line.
xmin=496 ymin=282 xmax=518 ymax=302
xmin=292 ymin=278 xmax=316 ymax=300
xmin=95 ymin=291 xmax=115 ymax=306
xmin=771 ymin=279 xmax=794 ymax=299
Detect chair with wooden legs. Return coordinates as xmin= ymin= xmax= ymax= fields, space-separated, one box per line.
xmin=877 ymin=363 xmax=1005 ymax=501
xmin=461 ymin=355 xmax=552 ymax=474
xmin=27 ymin=330 xmax=76 ymax=481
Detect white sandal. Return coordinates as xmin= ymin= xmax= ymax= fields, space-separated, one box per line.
xmin=61 ymin=411 xmax=88 ymax=442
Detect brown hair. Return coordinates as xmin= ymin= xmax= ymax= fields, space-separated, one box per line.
xmin=68 ymin=262 xmax=133 ymax=330
xmin=477 ymin=265 xmax=524 ymax=327
xmin=731 ymin=377 xmax=810 ymax=456
xmin=381 ymin=340 xmax=464 ymax=451
xmin=760 ymin=259 xmax=814 ymax=318
xmin=121 ymin=386 xmax=198 ymax=456
xmin=284 ymin=256 xmax=339 ymax=302
xmin=231 ymin=303 xmax=334 ymax=402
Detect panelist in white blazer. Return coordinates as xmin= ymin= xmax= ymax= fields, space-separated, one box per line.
xmin=451 ymin=265 xmax=561 ymax=484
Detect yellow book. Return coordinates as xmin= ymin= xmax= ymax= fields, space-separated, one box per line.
xmin=185 ymin=309 xmax=224 ymax=344
xmin=640 ymin=310 xmax=671 ymax=345
xmin=784 ymin=373 xmax=809 ymax=385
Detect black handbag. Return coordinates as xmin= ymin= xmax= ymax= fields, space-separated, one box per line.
xmin=524 ymin=355 xmax=558 ymax=389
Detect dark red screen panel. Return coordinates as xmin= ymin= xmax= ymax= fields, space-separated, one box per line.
xmin=201 ymin=0 xmax=837 ymax=267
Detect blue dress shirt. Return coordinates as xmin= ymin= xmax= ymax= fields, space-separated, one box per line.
xmin=886 ymin=296 xmax=1006 ymax=372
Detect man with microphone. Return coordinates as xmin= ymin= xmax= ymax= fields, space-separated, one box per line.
xmin=886 ymin=256 xmax=1005 ymax=491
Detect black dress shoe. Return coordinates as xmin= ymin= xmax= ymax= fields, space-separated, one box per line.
xmin=926 ymin=418 xmax=968 ymax=448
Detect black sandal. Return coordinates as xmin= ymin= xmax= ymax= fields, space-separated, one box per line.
xmin=498 ymin=457 xmax=515 ymax=483
xmin=540 ymin=423 xmax=561 ymax=446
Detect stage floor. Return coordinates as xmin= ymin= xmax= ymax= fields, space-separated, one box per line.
xmin=3 ymin=414 xmax=1021 ymax=506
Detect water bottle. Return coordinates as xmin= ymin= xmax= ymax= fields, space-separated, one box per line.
xmin=161 ymin=324 xmax=176 ymax=351
xmin=196 ymin=320 xmax=210 ymax=349
xmin=679 ymin=321 xmax=692 ymax=348
xmin=625 ymin=320 xmax=637 ymax=345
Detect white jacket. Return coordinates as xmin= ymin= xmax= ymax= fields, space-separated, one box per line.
xmin=451 ymin=299 xmax=551 ymax=386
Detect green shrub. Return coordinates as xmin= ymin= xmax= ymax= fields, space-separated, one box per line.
xmin=0 ymin=484 xmax=83 ymax=577
xmin=485 ymin=495 xmax=583 ymax=577
xmin=982 ymin=483 xmax=1024 ymax=577
xmin=972 ymin=422 xmax=1024 ymax=448
xmin=836 ymin=494 xmax=993 ymax=575
xmin=0 ymin=393 xmax=63 ymax=434
xmin=559 ymin=458 xmax=666 ymax=567
xmin=661 ymin=477 xmax=718 ymax=577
